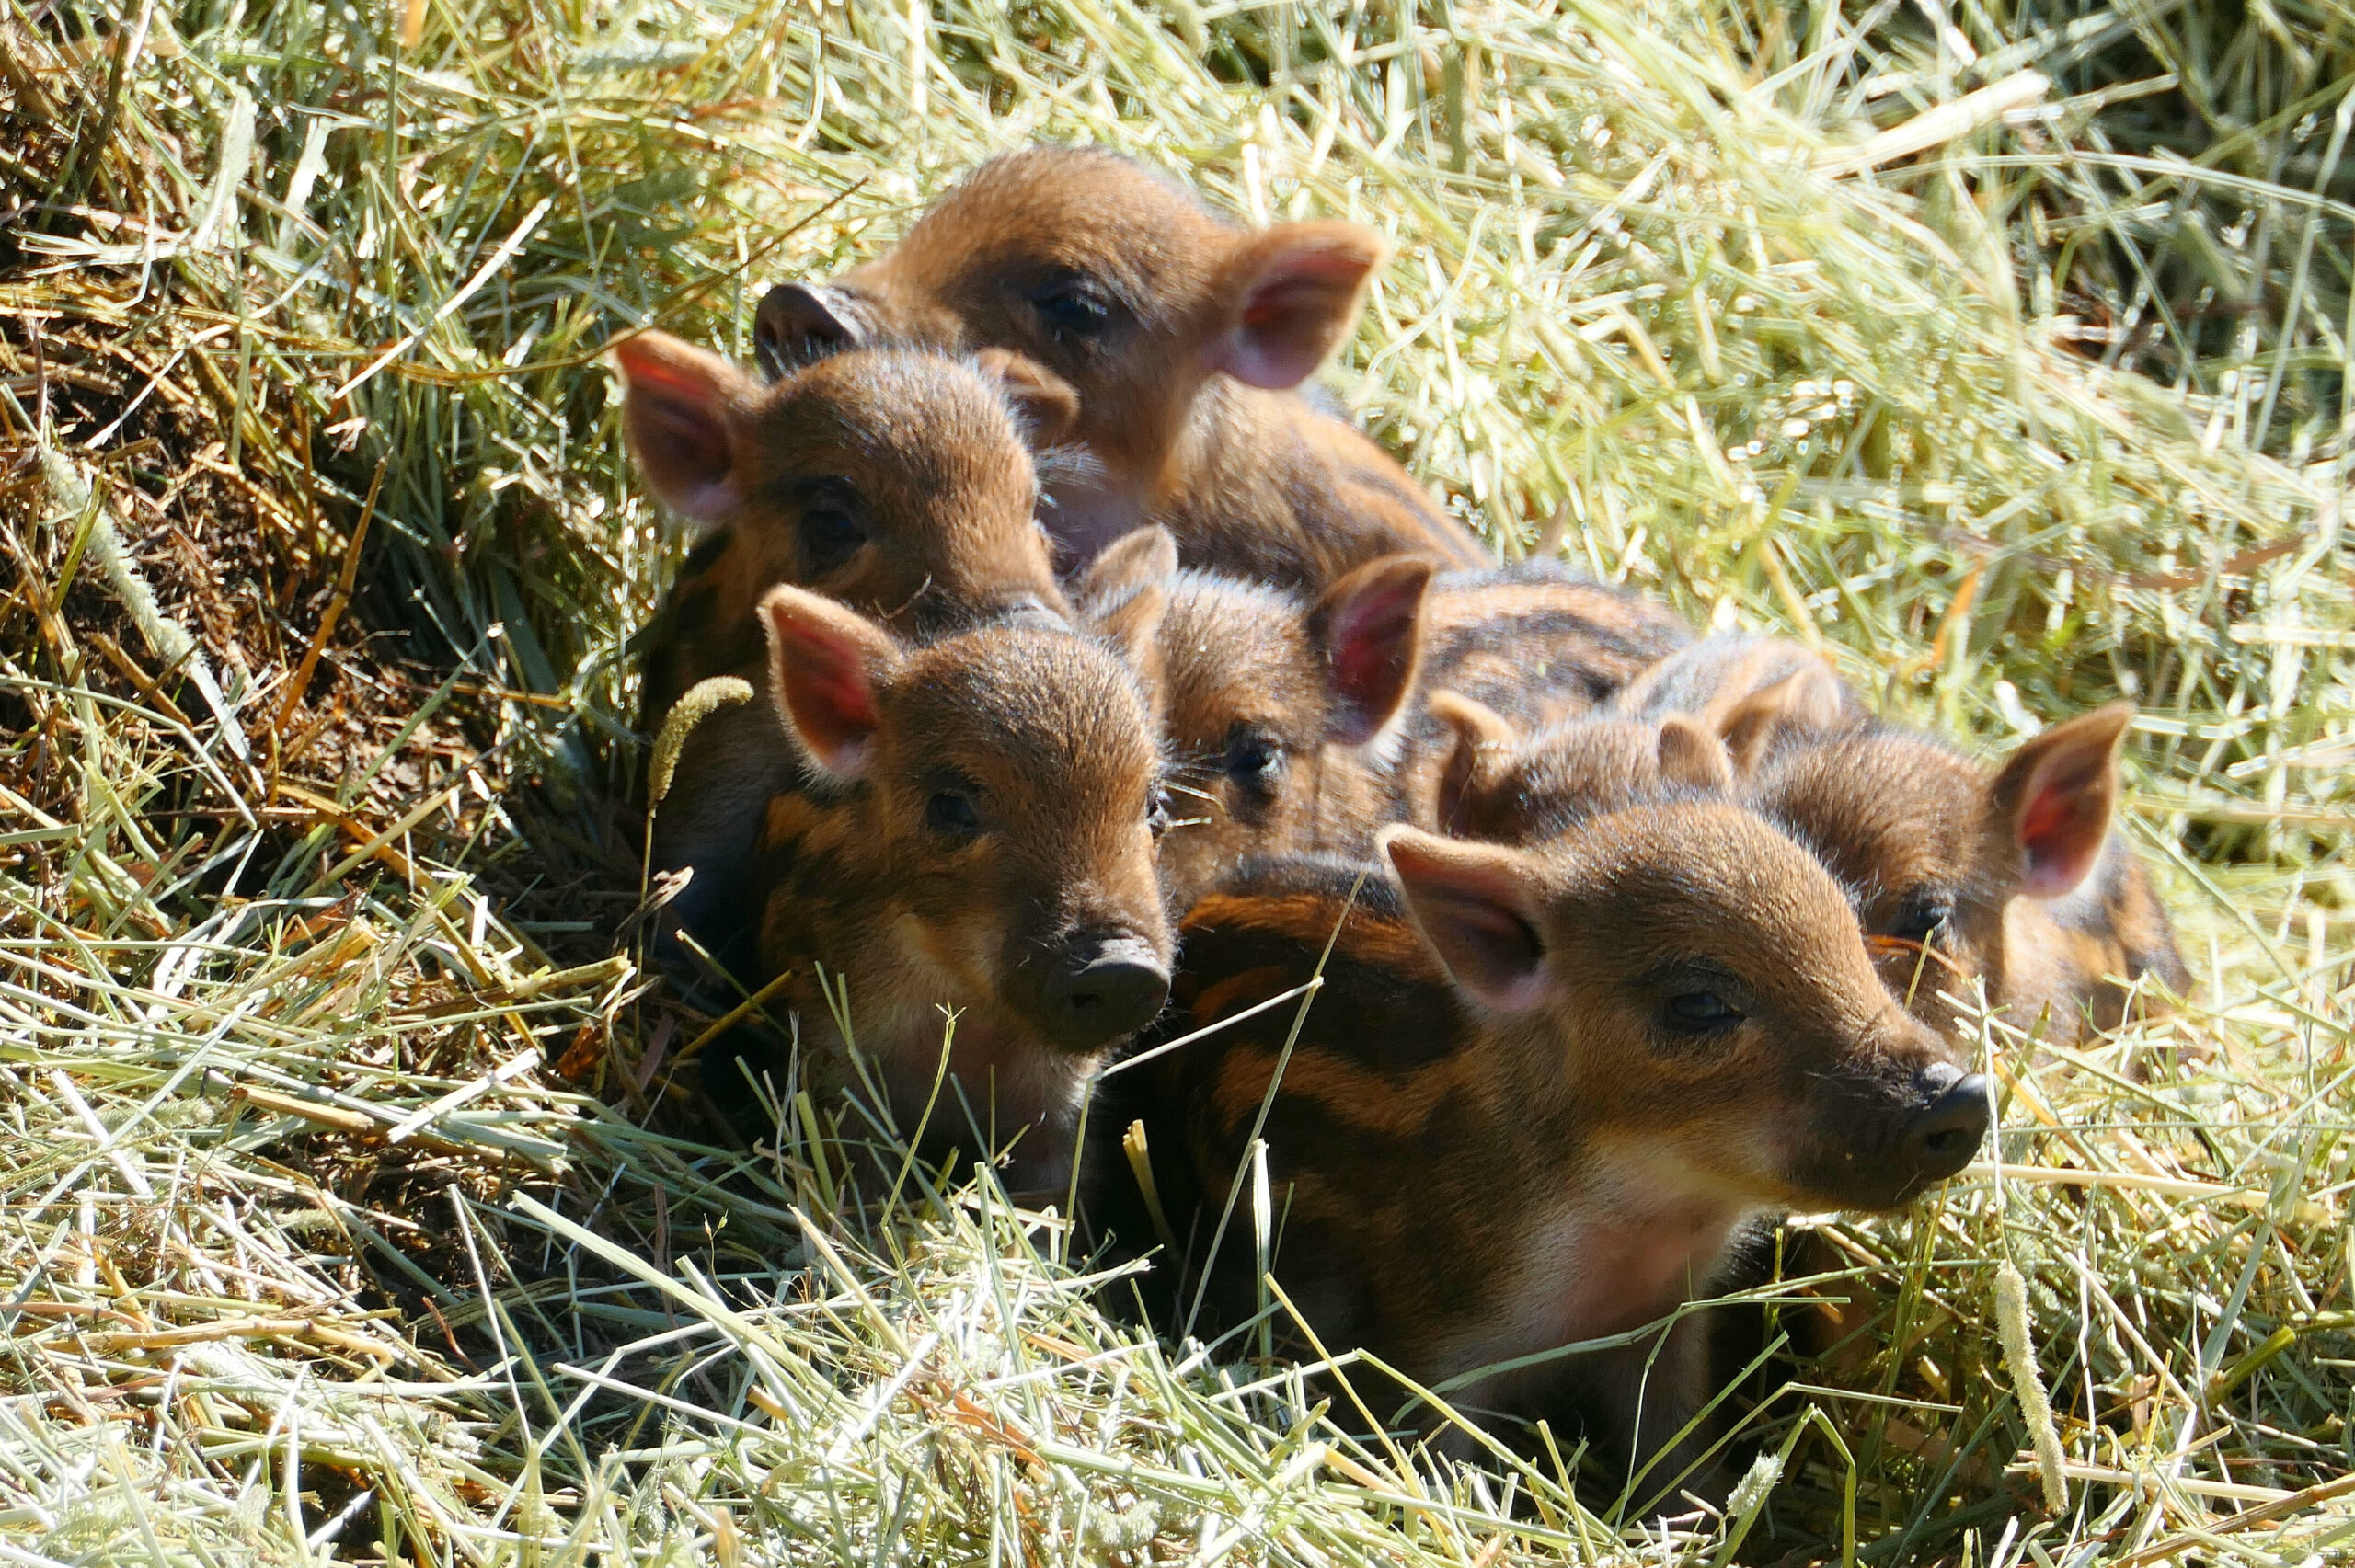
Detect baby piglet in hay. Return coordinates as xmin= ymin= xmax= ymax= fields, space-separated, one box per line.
xmin=1154 ymin=558 xmax=1689 ymax=908
xmin=1751 ymin=703 xmax=2189 ymax=1045
xmin=613 ymin=333 xmax=1076 ymax=975
xmin=1104 ymin=792 xmax=1988 ymax=1505
xmin=1607 ymin=641 xmax=2184 ymax=1039
xmin=746 ymin=578 xmax=1177 ymax=1200
xmin=753 ymin=144 xmax=1488 ymax=586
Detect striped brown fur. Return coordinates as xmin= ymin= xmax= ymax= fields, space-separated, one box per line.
xmin=745 ymin=585 xmax=1175 ymax=1198
xmin=752 ymin=145 xmax=1489 ymax=589
xmin=1154 ymin=559 xmax=1692 ymax=909
xmin=1099 ymin=791 xmax=1985 ymax=1503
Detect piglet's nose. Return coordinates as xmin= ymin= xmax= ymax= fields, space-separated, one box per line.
xmin=754 ymin=282 xmax=860 ymax=378
xmin=1042 ymin=936 xmax=1169 ymax=1053
xmin=1903 ymin=1072 xmax=1991 ymax=1184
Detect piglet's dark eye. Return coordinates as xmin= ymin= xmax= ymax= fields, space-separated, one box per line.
xmin=800 ymin=508 xmax=866 ymax=570
xmin=798 ymin=481 xmax=868 ymax=573
xmin=1224 ymin=733 xmax=1282 ymax=783
xmin=1147 ymin=786 xmax=1172 ymax=837
xmin=1889 ymin=893 xmax=1955 ymax=946
xmin=926 ymin=792 xmax=981 ymax=837
xmin=1663 ymin=991 xmax=1742 ymax=1032
xmin=1031 ymin=279 xmax=1109 ymax=338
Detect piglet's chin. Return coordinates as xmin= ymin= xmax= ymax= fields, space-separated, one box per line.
xmin=856 ymin=1005 xmax=1087 ymax=1129
xmin=1781 ymin=1144 xmax=1976 ymax=1214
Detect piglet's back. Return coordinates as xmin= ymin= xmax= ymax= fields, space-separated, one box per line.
xmin=1419 ymin=564 xmax=1694 ymax=726
xmin=1155 ymin=377 xmax=1492 ymax=586
xmin=1096 ymin=854 xmax=1487 ymax=1342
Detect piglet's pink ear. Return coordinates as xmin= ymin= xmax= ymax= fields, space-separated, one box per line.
xmin=612 ymin=331 xmax=753 ymax=527
xmin=759 ymin=586 xmax=902 ymax=781
xmin=1311 ymin=553 xmax=1434 ymax=748
xmin=1383 ymin=827 xmax=1551 ymax=1013
xmin=1989 ymin=702 xmax=2134 ymax=899
xmin=1206 ymin=221 xmax=1387 ymax=390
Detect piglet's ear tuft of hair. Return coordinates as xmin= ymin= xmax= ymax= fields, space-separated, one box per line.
xmin=1990 ymin=701 xmax=2134 ymax=899
xmin=1074 ymin=526 xmax=1177 ymax=703
xmin=972 ymin=349 xmax=1081 ymax=448
xmin=1206 ymin=221 xmax=1387 ymax=390
xmin=1384 ymin=827 xmax=1552 ymax=1013
xmin=759 ymin=586 xmax=902 ymax=781
xmin=1656 ymin=715 xmax=1734 ymax=790
xmin=612 ymin=331 xmax=752 ymax=528
xmin=1427 ymin=691 xmax=1521 ymax=836
xmin=1312 ymin=553 xmax=1434 ymax=748
xmin=1714 ymin=660 xmax=1848 ymax=775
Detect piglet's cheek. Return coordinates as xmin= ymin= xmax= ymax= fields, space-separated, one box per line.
xmin=890 ymin=910 xmax=1000 ymax=1006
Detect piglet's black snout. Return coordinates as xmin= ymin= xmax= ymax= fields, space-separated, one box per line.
xmin=1902 ymin=1071 xmax=1991 ymax=1184
xmin=1042 ymin=936 xmax=1169 ymax=1053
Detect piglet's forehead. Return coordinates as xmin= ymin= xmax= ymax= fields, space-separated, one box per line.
xmin=1544 ymin=805 xmax=1857 ymax=934
xmin=1765 ymin=735 xmax=1980 ymax=824
xmin=1761 ymin=738 xmax=1983 ymax=876
xmin=754 ymin=361 xmax=1026 ymax=471
xmin=915 ymin=149 xmax=1225 ymax=247
xmin=891 ymin=634 xmax=1154 ymax=750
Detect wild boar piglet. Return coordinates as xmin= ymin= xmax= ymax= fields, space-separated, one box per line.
xmin=753 ymin=144 xmax=1489 ymax=586
xmin=1750 ymin=703 xmax=2189 ymax=1043
xmin=1153 ymin=558 xmax=1691 ymax=907
xmin=614 ymin=331 xmax=1071 ymax=723
xmin=749 ymin=581 xmax=1177 ymax=1198
xmin=1108 ymin=768 xmax=1988 ymax=1503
